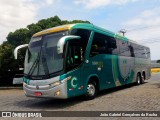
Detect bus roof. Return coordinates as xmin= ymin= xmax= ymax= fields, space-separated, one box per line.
xmin=33 ymin=23 xmax=115 ymax=37
xmin=32 ymin=23 xmax=134 ymax=43
xmin=33 ymin=24 xmax=75 ymax=37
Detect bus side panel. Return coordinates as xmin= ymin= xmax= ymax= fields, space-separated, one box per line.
xmin=64 ymin=68 xmax=84 ymax=98
xmin=98 ymin=54 xmax=117 ymax=90
xmin=112 ymin=55 xmax=135 ymax=86
xmin=134 ymin=58 xmax=151 ymax=80
xmin=82 ymin=54 xmax=118 ymax=92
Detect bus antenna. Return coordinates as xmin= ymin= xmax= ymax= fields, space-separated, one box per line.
xmin=119 ymin=29 xmax=127 ymax=36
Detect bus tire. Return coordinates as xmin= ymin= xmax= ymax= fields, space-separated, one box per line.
xmin=141 ymin=73 xmax=145 ymax=84
xmin=136 ymin=74 xmax=141 ymax=85
xmin=85 ymin=81 xmax=97 ymax=100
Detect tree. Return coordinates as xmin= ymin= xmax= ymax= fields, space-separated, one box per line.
xmin=27 ymin=23 xmax=42 ymax=38
xmin=7 ymin=28 xmax=29 ymax=47
xmin=0 ymin=42 xmax=18 ymax=72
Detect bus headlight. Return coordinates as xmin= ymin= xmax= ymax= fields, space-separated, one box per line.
xmin=52 ymin=76 xmax=71 ymax=87
xmin=52 ymin=81 xmax=61 ymax=87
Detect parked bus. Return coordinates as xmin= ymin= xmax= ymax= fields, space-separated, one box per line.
xmin=14 ymin=23 xmax=151 ymax=99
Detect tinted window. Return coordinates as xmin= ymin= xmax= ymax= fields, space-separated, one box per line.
xmin=131 ymin=43 xmax=150 ymax=59
xmin=119 ymin=40 xmax=131 ymax=57
xmin=107 ymin=37 xmax=119 ymax=54
xmin=66 ymin=40 xmax=83 ymax=72
xmin=70 ymin=29 xmax=91 ymax=52
xmin=90 ymin=32 xmax=118 ymax=56
xmin=90 ymin=33 xmax=106 ymax=56
xmin=140 ymin=46 xmax=151 ymax=59
xmin=141 ymin=47 xmax=147 ymax=58
xmin=129 ymin=43 xmax=135 ymax=57
xmin=65 ymin=29 xmax=91 ymax=72
xmin=146 ymin=48 xmax=151 ymax=58
xmin=132 ymin=44 xmax=140 ymax=58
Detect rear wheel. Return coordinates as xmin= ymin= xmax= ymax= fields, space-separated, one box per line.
xmin=85 ymin=81 xmax=97 ymax=100
xmin=136 ymin=74 xmax=141 ymax=85
xmin=141 ymin=73 xmax=145 ymax=84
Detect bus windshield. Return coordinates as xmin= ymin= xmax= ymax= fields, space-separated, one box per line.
xmin=24 ymin=31 xmax=68 ymax=78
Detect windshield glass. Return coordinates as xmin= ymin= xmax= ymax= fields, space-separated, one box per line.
xmin=24 ymin=31 xmax=68 ymax=77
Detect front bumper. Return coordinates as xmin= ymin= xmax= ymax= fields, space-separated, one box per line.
xmin=23 ymin=81 xmax=68 ymax=99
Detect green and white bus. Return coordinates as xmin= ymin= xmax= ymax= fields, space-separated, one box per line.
xmin=14 ymin=23 xmax=151 ymax=99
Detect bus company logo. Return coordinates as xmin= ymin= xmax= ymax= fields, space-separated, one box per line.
xmin=2 ymin=112 xmax=11 ymax=117
xmin=71 ymin=77 xmax=78 ymax=88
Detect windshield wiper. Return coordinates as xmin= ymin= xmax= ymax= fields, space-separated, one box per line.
xmin=27 ymin=50 xmax=41 ymax=77
xmin=27 ymin=43 xmax=50 ymax=79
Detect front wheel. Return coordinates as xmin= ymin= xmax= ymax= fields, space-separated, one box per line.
xmin=85 ymin=82 xmax=97 ymax=100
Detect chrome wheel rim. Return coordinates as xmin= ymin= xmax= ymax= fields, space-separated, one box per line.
xmin=137 ymin=76 xmax=140 ymax=84
xmin=87 ymin=83 xmax=95 ymax=96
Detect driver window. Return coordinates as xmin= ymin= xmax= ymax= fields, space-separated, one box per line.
xmin=66 ymin=41 xmax=83 ymax=72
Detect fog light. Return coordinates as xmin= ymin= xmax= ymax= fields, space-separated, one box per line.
xmin=55 ymin=90 xmax=60 ymax=96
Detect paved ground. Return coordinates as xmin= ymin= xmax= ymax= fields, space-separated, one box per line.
xmin=1 ymin=73 xmax=160 ymax=120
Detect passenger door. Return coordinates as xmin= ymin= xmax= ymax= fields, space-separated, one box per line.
xmin=65 ymin=40 xmax=84 ymax=97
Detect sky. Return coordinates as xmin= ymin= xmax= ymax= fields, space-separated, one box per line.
xmin=0 ymin=0 xmax=160 ymax=60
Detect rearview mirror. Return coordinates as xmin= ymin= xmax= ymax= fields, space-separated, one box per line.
xmin=57 ymin=35 xmax=81 ymax=54
xmin=14 ymin=44 xmax=28 ymax=59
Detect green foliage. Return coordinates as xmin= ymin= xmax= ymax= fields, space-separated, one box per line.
xmin=0 ymin=42 xmax=18 ymax=73
xmin=0 ymin=15 xmax=90 ymax=75
xmin=27 ymin=23 xmax=42 ymax=38
xmin=7 ymin=28 xmax=30 ymax=47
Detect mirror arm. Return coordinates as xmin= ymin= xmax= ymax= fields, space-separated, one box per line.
xmin=14 ymin=44 xmax=28 ymax=59
xmin=57 ymin=35 xmax=81 ymax=54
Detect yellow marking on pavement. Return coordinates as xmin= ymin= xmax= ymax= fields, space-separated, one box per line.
xmin=151 ymin=68 xmax=160 ymax=73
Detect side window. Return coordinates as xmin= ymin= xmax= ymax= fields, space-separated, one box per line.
xmin=90 ymin=33 xmax=106 ymax=56
xmin=133 ymin=44 xmax=144 ymax=58
xmin=129 ymin=43 xmax=135 ymax=57
xmin=126 ymin=42 xmax=150 ymax=59
xmin=140 ymin=46 xmax=150 ymax=59
xmin=107 ymin=38 xmax=118 ymax=54
xmin=141 ymin=47 xmax=147 ymax=58
xmin=65 ymin=29 xmax=91 ymax=72
xmin=90 ymin=32 xmax=118 ymax=57
xmin=146 ymin=48 xmax=150 ymax=59
xmin=119 ymin=40 xmax=131 ymax=57
xmin=133 ymin=44 xmax=139 ymax=58
xmin=70 ymin=29 xmax=91 ymax=52
xmin=66 ymin=41 xmax=83 ymax=72
xmin=138 ymin=45 xmax=143 ymax=58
